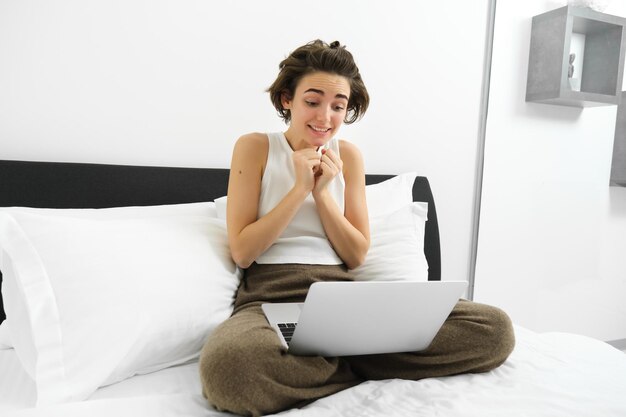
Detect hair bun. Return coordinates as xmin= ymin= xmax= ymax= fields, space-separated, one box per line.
xmin=329 ymin=41 xmax=341 ymax=49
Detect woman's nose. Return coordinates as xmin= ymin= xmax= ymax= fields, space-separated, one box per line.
xmin=316 ymin=106 xmax=331 ymax=121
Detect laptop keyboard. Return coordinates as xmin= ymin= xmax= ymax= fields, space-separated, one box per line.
xmin=277 ymin=323 xmax=297 ymax=345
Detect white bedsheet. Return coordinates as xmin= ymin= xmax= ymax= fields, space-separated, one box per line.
xmin=2 ymin=326 xmax=626 ymax=417
xmin=0 ymin=350 xmax=202 ymax=412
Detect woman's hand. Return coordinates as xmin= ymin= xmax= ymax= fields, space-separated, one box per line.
xmin=312 ymin=148 xmax=343 ymax=197
xmin=291 ymin=148 xmax=323 ymax=193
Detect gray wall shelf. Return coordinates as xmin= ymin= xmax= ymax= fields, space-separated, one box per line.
xmin=611 ymin=91 xmax=626 ymax=186
xmin=526 ymin=6 xmax=626 ymax=107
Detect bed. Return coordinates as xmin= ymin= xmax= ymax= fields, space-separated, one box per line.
xmin=1 ymin=159 xmax=625 ymax=417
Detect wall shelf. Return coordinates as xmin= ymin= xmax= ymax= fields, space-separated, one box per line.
xmin=526 ymin=6 xmax=626 ymax=107
xmin=611 ymin=91 xmax=626 ymax=186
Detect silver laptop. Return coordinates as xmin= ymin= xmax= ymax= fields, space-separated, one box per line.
xmin=262 ymin=280 xmax=467 ymax=356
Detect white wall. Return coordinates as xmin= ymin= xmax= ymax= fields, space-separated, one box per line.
xmin=0 ymin=1 xmax=490 ymax=286
xmin=4 ymin=1 xmax=623 ymax=343
xmin=475 ymin=0 xmax=626 ymax=342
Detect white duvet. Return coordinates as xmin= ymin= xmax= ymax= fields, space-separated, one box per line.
xmin=3 ymin=326 xmax=626 ymax=417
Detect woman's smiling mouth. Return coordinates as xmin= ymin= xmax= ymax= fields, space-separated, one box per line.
xmin=309 ymin=125 xmax=331 ymax=133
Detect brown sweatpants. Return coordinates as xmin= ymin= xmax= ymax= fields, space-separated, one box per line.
xmin=199 ymin=263 xmax=515 ymax=416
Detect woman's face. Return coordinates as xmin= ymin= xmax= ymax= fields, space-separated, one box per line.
xmin=282 ymin=71 xmax=350 ymax=150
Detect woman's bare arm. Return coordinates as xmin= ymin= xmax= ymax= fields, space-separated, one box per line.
xmin=226 ymin=133 xmax=318 ymax=269
xmin=313 ymin=140 xmax=370 ymax=269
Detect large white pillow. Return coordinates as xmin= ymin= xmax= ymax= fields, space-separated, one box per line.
xmin=366 ymin=172 xmax=417 ymax=217
xmin=362 ymin=173 xmax=429 ymax=281
xmin=0 ymin=201 xmax=218 ymax=219
xmin=0 ymin=202 xmax=218 ymax=350
xmin=351 ymin=202 xmax=429 ymax=281
xmin=0 ymin=203 xmax=240 ymax=405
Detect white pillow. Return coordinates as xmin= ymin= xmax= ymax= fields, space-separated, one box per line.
xmin=366 ymin=172 xmax=417 ymax=217
xmin=0 ymin=202 xmax=218 ymax=351
xmin=0 ymin=203 xmax=239 ymax=405
xmin=351 ymin=202 xmax=429 ymax=281
xmin=0 ymin=321 xmax=11 ymax=350
xmin=215 ymin=196 xmax=227 ymax=221
xmin=0 ymin=201 xmax=218 ymax=219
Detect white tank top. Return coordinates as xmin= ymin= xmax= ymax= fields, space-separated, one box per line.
xmin=256 ymin=132 xmax=345 ymax=265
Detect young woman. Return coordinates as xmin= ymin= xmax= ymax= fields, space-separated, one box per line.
xmin=199 ymin=40 xmax=515 ymax=417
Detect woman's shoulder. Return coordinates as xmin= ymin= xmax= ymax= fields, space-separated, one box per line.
xmin=236 ymin=132 xmax=268 ymax=146
xmin=338 ymin=139 xmax=365 ymax=181
xmin=230 ymin=133 xmax=270 ymax=179
xmin=233 ymin=132 xmax=269 ymax=155
xmin=338 ymin=139 xmax=363 ymax=162
xmin=231 ymin=132 xmax=270 ymax=175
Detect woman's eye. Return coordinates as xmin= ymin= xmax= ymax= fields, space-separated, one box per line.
xmin=334 ymin=105 xmax=345 ymax=111
xmin=305 ymin=101 xmax=318 ymax=107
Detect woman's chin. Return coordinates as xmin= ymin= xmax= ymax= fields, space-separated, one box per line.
xmin=309 ymin=133 xmax=333 ymax=148
xmin=311 ymin=139 xmax=326 ymax=148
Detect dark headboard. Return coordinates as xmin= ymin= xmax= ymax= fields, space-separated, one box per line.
xmin=0 ymin=160 xmax=441 ymax=323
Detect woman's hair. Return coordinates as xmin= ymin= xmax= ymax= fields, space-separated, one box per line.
xmin=267 ymin=40 xmax=369 ymax=125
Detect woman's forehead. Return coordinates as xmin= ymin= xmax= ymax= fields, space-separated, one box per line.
xmin=296 ymin=72 xmax=350 ymax=98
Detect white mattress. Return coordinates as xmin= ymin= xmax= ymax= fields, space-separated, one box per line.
xmin=2 ymin=325 xmax=626 ymax=417
xmin=0 ymin=349 xmax=202 ymax=412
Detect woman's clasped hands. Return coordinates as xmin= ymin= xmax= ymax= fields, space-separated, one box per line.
xmin=292 ymin=146 xmax=343 ymax=196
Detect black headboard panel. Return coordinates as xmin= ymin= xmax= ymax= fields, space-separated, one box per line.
xmin=0 ymin=160 xmax=441 ymax=323
xmin=0 ymin=160 xmax=230 ymax=208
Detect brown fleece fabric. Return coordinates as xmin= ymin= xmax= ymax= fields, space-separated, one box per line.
xmin=199 ymin=263 xmax=515 ymax=416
